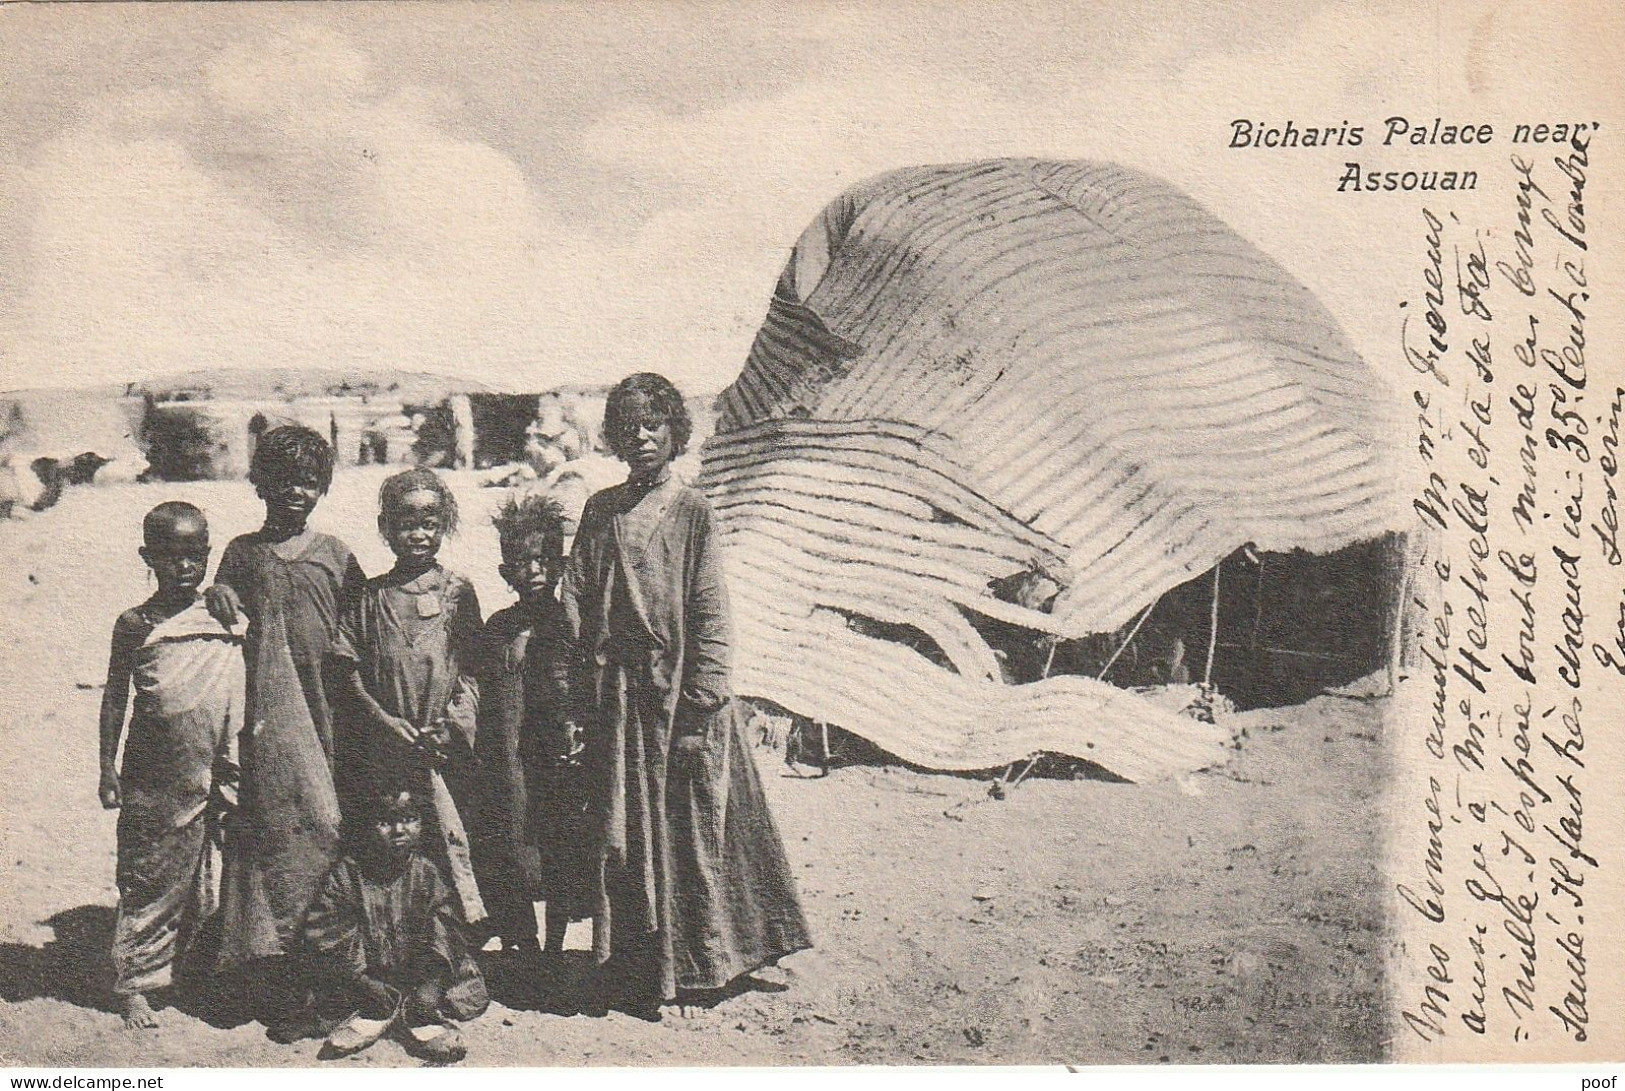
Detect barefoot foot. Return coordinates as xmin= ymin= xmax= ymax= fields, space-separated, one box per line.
xmin=121 ymin=993 xmax=159 ymax=1030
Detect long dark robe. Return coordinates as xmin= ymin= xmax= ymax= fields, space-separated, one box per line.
xmin=332 ymin=567 xmax=485 ymax=924
xmin=216 ymin=530 xmax=363 ymax=968
xmin=302 ymin=852 xmax=488 ymax=1021
xmin=112 ymin=602 xmax=243 ymax=994
xmin=472 ymin=601 xmax=592 ymax=926
xmin=561 ymin=474 xmax=811 ymax=1000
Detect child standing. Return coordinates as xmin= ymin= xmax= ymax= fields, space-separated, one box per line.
xmin=303 ymin=780 xmax=486 ymax=1064
xmin=332 ymin=469 xmax=485 ymax=926
xmin=472 ymin=494 xmax=592 ymax=967
xmin=561 ymin=372 xmax=811 ymax=1018
xmin=207 ymin=425 xmax=364 ymax=974
xmin=99 ymin=501 xmax=243 ymax=1028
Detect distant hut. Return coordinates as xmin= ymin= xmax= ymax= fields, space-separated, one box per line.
xmin=143 ymin=400 xmax=258 ymax=480
xmin=143 ymin=391 xmax=420 ymax=481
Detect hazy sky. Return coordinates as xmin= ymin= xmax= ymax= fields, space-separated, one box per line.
xmin=0 ymin=1 xmax=1609 ymax=394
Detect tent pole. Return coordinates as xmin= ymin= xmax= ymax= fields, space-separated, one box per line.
xmin=1387 ymin=533 xmax=1413 ymax=696
xmin=1249 ymin=554 xmax=1266 ymax=651
xmin=1202 ymin=562 xmax=1221 ymax=687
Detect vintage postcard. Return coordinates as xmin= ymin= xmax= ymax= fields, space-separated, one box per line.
xmin=0 ymin=0 xmax=1620 ymax=1071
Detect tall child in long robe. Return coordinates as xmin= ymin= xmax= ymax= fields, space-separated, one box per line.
xmin=207 ymin=426 xmax=364 ymax=977
xmin=99 ymin=502 xmax=243 ymax=1028
xmin=561 ymin=372 xmax=812 ymax=1018
xmin=473 ymin=493 xmax=591 ymax=968
xmin=332 ymin=469 xmax=485 ymax=928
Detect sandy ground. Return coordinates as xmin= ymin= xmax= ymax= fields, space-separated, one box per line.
xmin=0 ymin=469 xmax=1389 ymax=1066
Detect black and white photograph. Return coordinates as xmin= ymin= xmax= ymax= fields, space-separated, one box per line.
xmin=0 ymin=0 xmax=1620 ymax=1072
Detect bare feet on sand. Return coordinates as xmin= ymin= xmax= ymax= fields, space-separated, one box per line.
xmin=121 ymin=994 xmax=158 ymax=1030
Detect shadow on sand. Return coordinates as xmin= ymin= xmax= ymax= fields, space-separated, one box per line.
xmin=0 ymin=904 xmax=119 ymax=1014
xmin=478 ymin=946 xmax=787 ymax=1023
xmin=478 ymin=948 xmax=595 ymax=1016
xmin=1 ymin=907 xmax=790 ymax=1034
xmin=676 ymin=973 xmax=791 ymax=1010
xmin=0 ymin=903 xmax=262 ymax=1029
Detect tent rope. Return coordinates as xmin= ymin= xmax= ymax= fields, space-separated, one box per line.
xmin=1039 ymin=636 xmax=1059 ymax=680
xmin=1097 ymin=596 xmax=1160 ymax=682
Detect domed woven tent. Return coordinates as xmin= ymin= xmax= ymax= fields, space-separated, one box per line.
xmin=698 ymin=159 xmax=1405 ymax=781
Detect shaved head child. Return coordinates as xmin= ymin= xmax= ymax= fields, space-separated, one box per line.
xmin=99 ymin=502 xmax=243 ymax=1028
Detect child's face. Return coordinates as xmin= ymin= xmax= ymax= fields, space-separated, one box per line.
xmin=371 ymin=792 xmax=423 ymax=859
xmin=614 ymin=396 xmax=675 ymax=477
xmin=140 ymin=520 xmax=211 ymax=597
xmin=382 ymin=488 xmax=447 ymax=566
xmin=500 ymin=533 xmax=560 ymax=607
xmin=256 ymin=469 xmax=325 ymax=529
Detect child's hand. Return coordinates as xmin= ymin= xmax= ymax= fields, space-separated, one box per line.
xmin=406 ymin=981 xmax=446 ymax=1025
xmin=552 ymin=721 xmax=586 ymax=767
xmin=672 ymin=733 xmax=707 ymax=755
xmin=357 ymin=976 xmax=399 ymax=1020
xmin=204 ymin=585 xmax=244 ymax=631
xmin=421 ymin=718 xmax=453 ymax=749
xmin=98 ymin=767 xmax=121 ymax=809
xmin=418 ymin=721 xmax=453 ymax=768
xmin=381 ymin=713 xmax=421 ymax=747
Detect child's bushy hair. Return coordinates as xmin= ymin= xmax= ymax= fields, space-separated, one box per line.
xmin=378 ymin=468 xmax=459 ymax=536
xmin=492 ymin=492 xmax=568 ymax=560
xmin=249 ymin=424 xmax=334 ymax=494
xmin=602 ymin=372 xmax=692 ymax=461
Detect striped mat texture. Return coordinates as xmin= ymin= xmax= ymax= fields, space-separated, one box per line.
xmin=699 ymin=159 xmax=1403 ymax=779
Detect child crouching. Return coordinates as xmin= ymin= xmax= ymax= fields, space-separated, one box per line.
xmin=302 ymin=781 xmax=487 ymax=1064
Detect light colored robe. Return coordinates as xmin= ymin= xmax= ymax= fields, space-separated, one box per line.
xmin=112 ymin=601 xmax=242 ymax=995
